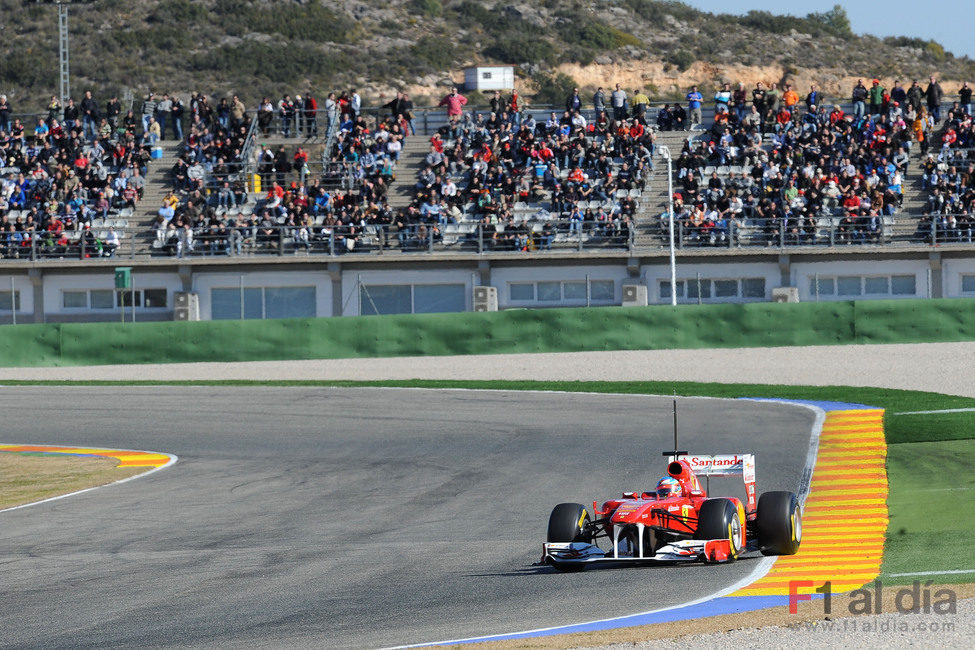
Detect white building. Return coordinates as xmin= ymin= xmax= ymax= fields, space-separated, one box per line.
xmin=463 ymin=66 xmax=515 ymax=92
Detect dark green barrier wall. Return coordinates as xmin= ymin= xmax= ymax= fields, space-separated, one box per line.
xmin=853 ymin=299 xmax=975 ymax=343
xmin=2 ymin=298 xmax=974 ymax=367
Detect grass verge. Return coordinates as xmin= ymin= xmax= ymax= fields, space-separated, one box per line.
xmin=884 ymin=440 xmax=975 ymax=583
xmin=0 ymin=452 xmax=146 ymax=510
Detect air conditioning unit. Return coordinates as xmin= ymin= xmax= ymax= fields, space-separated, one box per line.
xmin=173 ymin=291 xmax=200 ymax=321
xmin=621 ymin=283 xmax=648 ymax=307
xmin=473 ymin=286 xmax=498 ymax=312
xmin=772 ymin=287 xmax=800 ymax=303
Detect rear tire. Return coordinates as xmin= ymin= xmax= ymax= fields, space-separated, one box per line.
xmin=547 ymin=503 xmax=592 ymax=543
xmin=757 ymin=491 xmax=801 ymax=555
xmin=696 ymin=498 xmax=743 ymax=560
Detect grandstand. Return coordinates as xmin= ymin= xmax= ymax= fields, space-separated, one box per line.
xmin=3 ymin=88 xmax=975 ymax=323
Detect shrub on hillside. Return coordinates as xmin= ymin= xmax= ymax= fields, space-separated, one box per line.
xmin=485 ymin=36 xmax=556 ymax=66
xmin=532 ymin=72 xmax=577 ymax=105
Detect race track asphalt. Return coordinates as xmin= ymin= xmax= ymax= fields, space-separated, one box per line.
xmin=0 ymin=387 xmax=816 ymax=649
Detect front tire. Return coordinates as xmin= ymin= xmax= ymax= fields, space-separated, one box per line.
xmin=696 ymin=498 xmax=743 ymax=560
xmin=547 ymin=503 xmax=591 ymax=543
xmin=757 ymin=491 xmax=801 ymax=555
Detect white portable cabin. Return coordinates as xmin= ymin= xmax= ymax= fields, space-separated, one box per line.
xmin=463 ymin=66 xmax=515 ymax=91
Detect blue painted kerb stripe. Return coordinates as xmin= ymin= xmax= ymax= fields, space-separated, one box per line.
xmin=742 ymin=397 xmax=877 ymax=411
xmin=447 ymin=595 xmax=825 ymax=644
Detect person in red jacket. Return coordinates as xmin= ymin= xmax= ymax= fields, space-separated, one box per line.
xmin=303 ymin=93 xmax=318 ymax=137
xmin=438 ymin=87 xmax=468 ymax=124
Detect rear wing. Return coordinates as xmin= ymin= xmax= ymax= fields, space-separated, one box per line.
xmin=669 ymin=454 xmax=757 ymax=511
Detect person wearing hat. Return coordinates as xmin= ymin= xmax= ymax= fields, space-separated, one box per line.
xmin=869 ymin=78 xmax=885 ymax=116
xmin=888 ymin=100 xmax=903 ymax=123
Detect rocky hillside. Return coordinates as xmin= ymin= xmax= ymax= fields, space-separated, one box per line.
xmin=2 ymin=0 xmax=973 ymax=109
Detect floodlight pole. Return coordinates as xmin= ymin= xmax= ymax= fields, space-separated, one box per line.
xmin=659 ymin=145 xmax=676 ymax=306
xmin=57 ymin=2 xmax=70 ymax=104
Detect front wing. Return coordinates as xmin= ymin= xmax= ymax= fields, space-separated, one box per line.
xmin=543 ymin=539 xmax=736 ymax=568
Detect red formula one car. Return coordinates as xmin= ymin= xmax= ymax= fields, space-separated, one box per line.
xmin=543 ymin=451 xmax=802 ymax=571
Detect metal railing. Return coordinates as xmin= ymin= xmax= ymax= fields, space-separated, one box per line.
xmin=6 ymin=212 xmax=975 ymax=263
xmin=0 ymin=229 xmax=136 ymax=261
xmin=145 ymin=220 xmax=633 ymax=258
xmin=3 ymin=96 xmax=969 ymax=143
xmin=650 ymin=213 xmax=975 ymax=249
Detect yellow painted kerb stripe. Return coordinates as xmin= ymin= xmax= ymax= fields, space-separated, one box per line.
xmin=0 ymin=444 xmax=173 ymax=469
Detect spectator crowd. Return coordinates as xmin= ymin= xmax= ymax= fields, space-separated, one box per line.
xmin=664 ymin=75 xmax=973 ymax=246
xmin=0 ymin=91 xmax=149 ymax=259
xmin=393 ymin=84 xmax=645 ymax=251
xmin=5 ymin=74 xmax=975 ymax=261
xmin=156 ymin=87 xmax=402 ymax=256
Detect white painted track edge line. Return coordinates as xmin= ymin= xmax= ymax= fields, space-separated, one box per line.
xmin=389 ymin=399 xmax=828 ymax=649
xmin=0 ymin=443 xmax=178 ymax=514
xmin=887 ymin=569 xmax=975 ymax=577
xmin=891 ymin=408 xmax=975 ymax=415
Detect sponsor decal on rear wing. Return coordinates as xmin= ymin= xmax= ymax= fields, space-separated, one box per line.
xmin=674 ymin=454 xmax=757 ymax=511
xmin=675 ymin=454 xmax=755 ymax=479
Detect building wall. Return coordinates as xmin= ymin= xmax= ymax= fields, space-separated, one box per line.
xmin=194 ymin=270 xmax=333 ymax=320
xmin=791 ymin=258 xmax=931 ymax=301
xmin=0 ymin=274 xmax=34 ymax=323
xmin=642 ymin=261 xmax=779 ymax=304
xmin=339 ymin=267 xmax=476 ymax=316
xmin=492 ymin=264 xmax=629 ymax=308
xmin=2 ymin=250 xmax=970 ymax=323
xmin=942 ymin=258 xmax=975 ymax=298
xmin=463 ymin=66 xmax=514 ymax=91
xmin=43 ymin=271 xmax=182 ymax=320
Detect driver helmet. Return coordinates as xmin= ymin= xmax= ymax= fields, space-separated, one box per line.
xmin=656 ymin=476 xmax=682 ymax=499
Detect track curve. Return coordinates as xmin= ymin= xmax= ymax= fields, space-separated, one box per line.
xmin=0 ymin=387 xmax=816 ymax=648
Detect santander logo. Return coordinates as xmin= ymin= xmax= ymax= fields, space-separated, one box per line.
xmin=686 ymin=455 xmax=743 ymax=468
